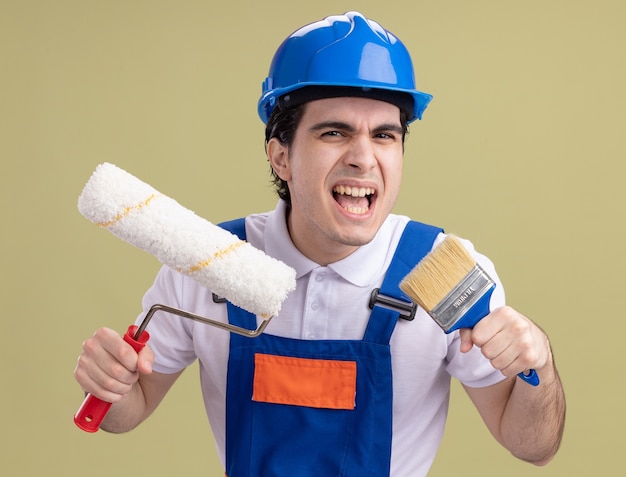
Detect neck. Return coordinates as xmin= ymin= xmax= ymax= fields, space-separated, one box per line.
xmin=285 ymin=207 xmax=358 ymax=266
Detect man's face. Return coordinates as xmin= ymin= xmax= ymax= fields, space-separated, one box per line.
xmin=267 ymin=96 xmax=405 ymax=265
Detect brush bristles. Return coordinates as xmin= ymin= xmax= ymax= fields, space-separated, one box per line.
xmin=400 ymin=235 xmax=477 ymax=312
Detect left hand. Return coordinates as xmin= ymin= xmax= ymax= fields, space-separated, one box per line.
xmin=459 ymin=306 xmax=551 ymax=378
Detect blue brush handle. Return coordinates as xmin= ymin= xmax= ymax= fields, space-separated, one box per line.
xmin=447 ymin=286 xmax=540 ymax=386
xmin=518 ymin=369 xmax=540 ymax=386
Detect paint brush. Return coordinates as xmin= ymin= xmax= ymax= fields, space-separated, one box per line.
xmin=399 ymin=235 xmax=539 ymax=386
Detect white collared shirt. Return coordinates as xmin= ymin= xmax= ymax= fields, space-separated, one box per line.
xmin=139 ymin=200 xmax=505 ymax=476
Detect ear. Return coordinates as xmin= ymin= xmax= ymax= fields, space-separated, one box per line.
xmin=266 ymin=138 xmax=291 ymax=181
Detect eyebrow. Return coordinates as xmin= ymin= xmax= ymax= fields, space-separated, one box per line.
xmin=309 ymin=121 xmax=355 ymax=133
xmin=309 ymin=121 xmax=404 ymax=136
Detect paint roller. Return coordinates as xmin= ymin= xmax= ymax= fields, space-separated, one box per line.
xmin=74 ymin=162 xmax=296 ymax=431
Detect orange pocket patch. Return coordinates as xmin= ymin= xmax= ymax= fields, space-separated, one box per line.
xmin=252 ymin=353 xmax=357 ymax=410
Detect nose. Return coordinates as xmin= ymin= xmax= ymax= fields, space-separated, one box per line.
xmin=343 ymin=136 xmax=377 ymax=171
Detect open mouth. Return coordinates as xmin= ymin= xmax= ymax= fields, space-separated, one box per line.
xmin=333 ymin=185 xmax=375 ymax=215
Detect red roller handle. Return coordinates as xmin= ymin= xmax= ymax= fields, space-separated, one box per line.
xmin=74 ymin=325 xmax=150 ymax=432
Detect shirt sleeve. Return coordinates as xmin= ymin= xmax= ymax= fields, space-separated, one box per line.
xmin=135 ymin=265 xmax=198 ymax=374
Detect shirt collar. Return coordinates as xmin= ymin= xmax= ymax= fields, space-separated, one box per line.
xmin=328 ymin=220 xmax=397 ymax=288
xmin=265 ymin=200 xmax=401 ymax=288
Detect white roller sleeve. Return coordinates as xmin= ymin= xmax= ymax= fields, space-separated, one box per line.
xmin=77 ymin=162 xmax=296 ymax=318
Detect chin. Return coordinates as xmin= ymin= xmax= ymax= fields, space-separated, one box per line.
xmin=336 ymin=224 xmax=379 ymax=247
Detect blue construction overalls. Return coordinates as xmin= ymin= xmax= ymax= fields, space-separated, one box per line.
xmin=219 ymin=219 xmax=442 ymax=477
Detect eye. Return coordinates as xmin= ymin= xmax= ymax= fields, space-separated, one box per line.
xmin=321 ymin=130 xmax=343 ymax=137
xmin=374 ymin=132 xmax=400 ymax=143
xmin=372 ymin=124 xmax=404 ymax=142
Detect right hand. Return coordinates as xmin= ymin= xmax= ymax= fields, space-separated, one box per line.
xmin=74 ymin=327 xmax=154 ymax=403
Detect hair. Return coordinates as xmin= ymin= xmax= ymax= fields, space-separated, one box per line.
xmin=264 ymin=94 xmax=411 ymax=206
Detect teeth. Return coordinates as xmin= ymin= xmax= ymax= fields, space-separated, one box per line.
xmin=333 ymin=186 xmax=374 ymax=197
xmin=344 ymin=207 xmax=368 ymax=214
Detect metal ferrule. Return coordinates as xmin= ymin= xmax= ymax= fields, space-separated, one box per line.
xmin=428 ymin=265 xmax=495 ymax=332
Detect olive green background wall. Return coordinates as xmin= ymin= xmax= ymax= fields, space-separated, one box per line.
xmin=2 ymin=0 xmax=624 ymax=475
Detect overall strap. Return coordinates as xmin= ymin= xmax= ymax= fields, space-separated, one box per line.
xmin=219 ymin=217 xmax=246 ymax=241
xmin=218 ymin=218 xmax=443 ymax=342
xmin=364 ymin=221 xmax=443 ymax=344
xmin=218 ymin=218 xmax=255 ymax=329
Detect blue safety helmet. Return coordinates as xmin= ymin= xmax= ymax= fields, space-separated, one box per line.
xmin=258 ymin=11 xmax=432 ymax=124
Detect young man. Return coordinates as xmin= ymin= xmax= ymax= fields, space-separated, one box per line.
xmin=74 ymin=12 xmax=565 ymax=476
